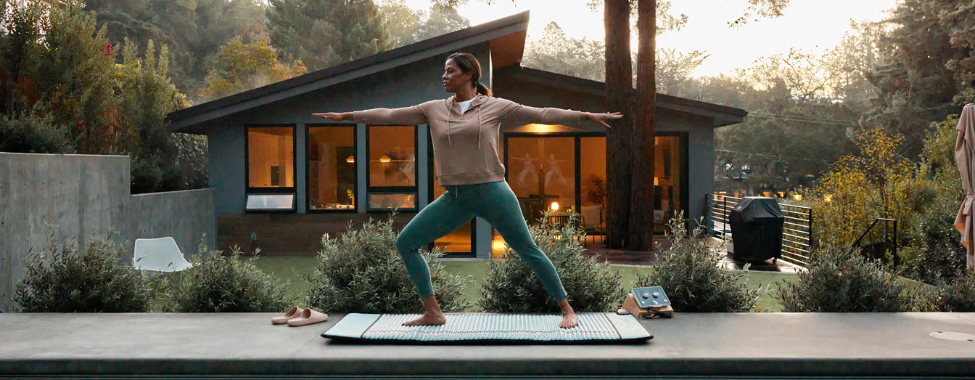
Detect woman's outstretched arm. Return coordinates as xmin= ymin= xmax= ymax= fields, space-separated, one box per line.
xmin=312 ymin=112 xmax=353 ymax=122
xmin=313 ymin=103 xmax=429 ymax=125
xmin=497 ymin=99 xmax=621 ymax=129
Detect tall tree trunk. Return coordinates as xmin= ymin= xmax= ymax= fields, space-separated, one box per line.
xmin=604 ymin=0 xmax=632 ymax=249
xmin=628 ymin=0 xmax=656 ymax=251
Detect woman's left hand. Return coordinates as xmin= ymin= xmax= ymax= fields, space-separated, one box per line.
xmin=586 ymin=112 xmax=623 ymax=129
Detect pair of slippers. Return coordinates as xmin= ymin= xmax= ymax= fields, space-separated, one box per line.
xmin=272 ymin=306 xmax=328 ymax=327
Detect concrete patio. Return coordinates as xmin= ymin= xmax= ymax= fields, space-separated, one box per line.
xmin=2 ymin=312 xmax=974 ymax=378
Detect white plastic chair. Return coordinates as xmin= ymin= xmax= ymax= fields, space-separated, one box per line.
xmin=133 ymin=237 xmax=194 ymax=273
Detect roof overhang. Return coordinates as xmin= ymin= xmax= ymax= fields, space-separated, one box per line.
xmin=496 ymin=66 xmax=747 ymax=127
xmin=167 ymin=11 xmax=531 ymax=133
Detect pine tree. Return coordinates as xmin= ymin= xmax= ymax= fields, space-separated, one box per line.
xmin=267 ymin=0 xmax=391 ymax=71
xmin=31 ymin=0 xmax=117 ymax=154
xmin=864 ymin=0 xmax=966 ymax=158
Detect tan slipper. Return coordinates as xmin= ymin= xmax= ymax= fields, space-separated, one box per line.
xmin=271 ymin=306 xmax=304 ymax=325
xmin=287 ymin=308 xmax=329 ymax=327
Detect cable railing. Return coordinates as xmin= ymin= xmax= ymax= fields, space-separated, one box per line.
xmin=706 ymin=194 xmax=813 ymax=267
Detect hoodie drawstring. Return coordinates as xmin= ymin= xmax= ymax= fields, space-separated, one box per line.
xmin=445 ymin=100 xmax=452 ymax=146
xmin=477 ymin=105 xmax=483 ymax=149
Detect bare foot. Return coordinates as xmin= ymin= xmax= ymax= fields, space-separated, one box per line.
xmin=559 ymin=311 xmax=578 ymax=329
xmin=403 ymin=313 xmax=447 ymax=326
xmin=557 ymin=298 xmax=578 ymax=328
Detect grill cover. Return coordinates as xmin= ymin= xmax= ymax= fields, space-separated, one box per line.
xmin=729 ymin=197 xmax=784 ymax=262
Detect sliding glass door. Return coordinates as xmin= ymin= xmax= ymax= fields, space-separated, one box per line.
xmin=502 ymin=132 xmax=686 ymax=244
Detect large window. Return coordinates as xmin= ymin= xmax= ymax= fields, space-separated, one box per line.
xmin=580 ymin=136 xmax=607 ymax=233
xmin=506 ymin=136 xmax=576 ymax=223
xmin=367 ymin=125 xmax=417 ymax=211
xmin=497 ymin=131 xmax=686 ymax=248
xmin=307 ymin=125 xmax=357 ymax=212
xmin=247 ymin=126 xmax=295 ymax=189
xmin=654 ymin=135 xmax=685 ymax=232
xmin=246 ymin=125 xmax=296 ymax=212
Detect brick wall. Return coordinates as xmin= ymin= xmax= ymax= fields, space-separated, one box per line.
xmin=217 ymin=213 xmax=418 ymax=256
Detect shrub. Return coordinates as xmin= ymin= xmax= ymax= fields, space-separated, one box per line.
xmin=479 ymin=211 xmax=625 ymax=313
xmin=306 ymin=215 xmax=473 ymax=314
xmin=901 ymin=117 xmax=968 ymax=284
xmin=14 ymin=230 xmax=154 ymax=312
xmin=904 ymin=195 xmax=968 ymax=285
xmin=130 ymin=155 xmax=165 ymax=194
xmin=934 ymin=269 xmax=975 ymax=312
xmin=636 ymin=213 xmax=763 ymax=312
xmin=162 ymin=239 xmax=292 ymax=313
xmin=776 ymin=245 xmax=918 ymax=312
xmin=0 ymin=114 xmax=74 ymax=154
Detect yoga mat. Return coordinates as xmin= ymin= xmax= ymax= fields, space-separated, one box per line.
xmin=322 ymin=313 xmax=652 ymax=343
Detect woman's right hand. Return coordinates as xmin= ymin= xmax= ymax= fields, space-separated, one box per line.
xmin=312 ymin=112 xmax=352 ymax=122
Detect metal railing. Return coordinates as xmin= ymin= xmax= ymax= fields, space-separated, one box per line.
xmin=706 ymin=194 xmax=813 ymax=267
xmin=848 ymin=218 xmax=899 ymax=267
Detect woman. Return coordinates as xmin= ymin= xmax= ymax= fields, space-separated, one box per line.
xmin=313 ymin=53 xmax=621 ymax=329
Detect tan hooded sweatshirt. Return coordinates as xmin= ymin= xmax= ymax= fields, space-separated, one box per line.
xmin=353 ymin=94 xmax=583 ymax=186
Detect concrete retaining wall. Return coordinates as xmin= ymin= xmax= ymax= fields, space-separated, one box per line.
xmin=0 ymin=152 xmax=216 ymax=313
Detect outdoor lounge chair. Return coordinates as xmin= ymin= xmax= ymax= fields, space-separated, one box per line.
xmin=133 ymin=237 xmax=194 ymax=273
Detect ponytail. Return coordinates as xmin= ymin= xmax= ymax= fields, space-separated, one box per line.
xmin=448 ymin=52 xmax=492 ymax=97
xmin=476 ymin=81 xmax=493 ymax=97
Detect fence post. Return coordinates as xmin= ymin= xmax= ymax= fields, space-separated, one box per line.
xmin=807 ymin=208 xmax=813 ymax=252
xmin=705 ymin=194 xmax=711 ymax=236
xmin=723 ymin=196 xmax=729 ymax=237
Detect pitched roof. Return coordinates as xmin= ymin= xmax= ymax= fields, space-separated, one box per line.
xmin=496 ymin=66 xmax=747 ymax=127
xmin=167 ymin=9 xmax=747 ymax=132
xmin=168 ymin=11 xmax=531 ymax=132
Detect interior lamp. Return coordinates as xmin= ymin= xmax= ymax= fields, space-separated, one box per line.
xmin=380 ymin=155 xmax=391 ymax=163
xmin=654 ymin=177 xmax=658 ymax=186
xmin=551 ymin=202 xmax=559 ymax=211
xmin=346 ymin=155 xmax=355 ymax=163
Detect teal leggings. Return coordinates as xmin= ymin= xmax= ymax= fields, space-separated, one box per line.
xmin=395 ymin=180 xmax=569 ymax=302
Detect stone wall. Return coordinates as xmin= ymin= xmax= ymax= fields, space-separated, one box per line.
xmin=0 ymin=153 xmax=216 ymax=312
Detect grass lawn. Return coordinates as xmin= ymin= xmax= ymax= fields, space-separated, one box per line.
xmin=248 ymin=257 xmax=798 ymax=313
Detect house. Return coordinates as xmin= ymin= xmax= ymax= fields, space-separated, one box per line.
xmin=166 ymin=11 xmax=747 ymax=258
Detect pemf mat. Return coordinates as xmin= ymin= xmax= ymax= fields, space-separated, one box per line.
xmin=321 ymin=313 xmax=652 ymax=344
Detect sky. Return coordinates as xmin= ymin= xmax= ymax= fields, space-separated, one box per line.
xmin=399 ymin=0 xmax=899 ymax=77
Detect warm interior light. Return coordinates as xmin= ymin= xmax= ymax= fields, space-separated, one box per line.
xmin=380 ymin=155 xmax=391 ymax=163
xmin=654 ymin=177 xmax=659 ymax=186
xmin=793 ymin=194 xmax=803 ymax=201
xmin=551 ymin=202 xmax=559 ymax=211
xmin=346 ymin=155 xmax=355 ymax=163
xmin=778 ymin=192 xmax=785 ymax=198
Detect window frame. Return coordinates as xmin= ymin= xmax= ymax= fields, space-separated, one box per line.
xmin=365 ymin=124 xmax=420 ymax=212
xmin=244 ymin=194 xmax=297 ymax=214
xmin=244 ymin=124 xmax=298 ymax=213
xmin=305 ymin=123 xmax=359 ymax=214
